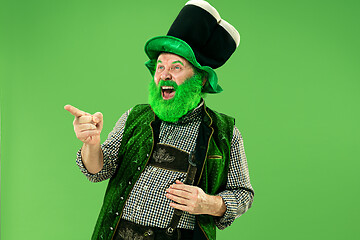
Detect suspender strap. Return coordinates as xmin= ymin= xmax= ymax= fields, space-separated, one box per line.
xmin=166 ymin=153 xmax=197 ymax=236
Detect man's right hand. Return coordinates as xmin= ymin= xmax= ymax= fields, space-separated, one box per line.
xmin=64 ymin=105 xmax=103 ymax=146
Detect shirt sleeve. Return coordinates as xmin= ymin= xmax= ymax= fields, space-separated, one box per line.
xmin=76 ymin=108 xmax=132 ymax=183
xmin=214 ymin=126 xmax=254 ymax=230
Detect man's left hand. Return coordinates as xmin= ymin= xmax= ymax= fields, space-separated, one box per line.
xmin=165 ymin=180 xmax=226 ymax=216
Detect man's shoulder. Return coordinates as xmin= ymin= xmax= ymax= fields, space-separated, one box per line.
xmin=127 ymin=104 xmax=153 ymax=115
xmin=126 ymin=104 xmax=154 ymax=122
xmin=131 ymin=103 xmax=151 ymax=111
xmin=205 ymin=106 xmax=235 ymax=125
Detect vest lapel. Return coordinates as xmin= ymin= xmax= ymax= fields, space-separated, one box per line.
xmin=194 ymin=105 xmax=214 ymax=186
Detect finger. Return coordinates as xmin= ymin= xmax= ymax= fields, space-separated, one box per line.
xmin=166 ymin=188 xmax=191 ymax=199
xmin=77 ymin=130 xmax=100 ymax=140
xmin=78 ymin=115 xmax=94 ymax=124
xmin=64 ymin=105 xmax=87 ymax=118
xmin=170 ymin=183 xmax=193 ymax=193
xmin=77 ymin=123 xmax=97 ymax=132
xmin=166 ymin=192 xmax=189 ymax=204
xmin=92 ymin=112 xmax=103 ymax=123
xmin=169 ymin=202 xmax=188 ymax=212
xmin=93 ymin=112 xmax=103 ymax=132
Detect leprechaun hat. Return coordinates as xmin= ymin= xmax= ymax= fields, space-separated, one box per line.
xmin=145 ymin=0 xmax=240 ymax=93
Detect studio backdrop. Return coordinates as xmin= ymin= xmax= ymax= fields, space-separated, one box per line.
xmin=1 ymin=0 xmax=359 ymax=239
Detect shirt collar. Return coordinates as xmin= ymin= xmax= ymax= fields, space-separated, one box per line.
xmin=173 ymin=99 xmax=204 ymax=124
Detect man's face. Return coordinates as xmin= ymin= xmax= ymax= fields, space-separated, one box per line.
xmin=148 ymin=53 xmax=203 ymax=123
xmin=154 ymin=53 xmax=195 ymax=100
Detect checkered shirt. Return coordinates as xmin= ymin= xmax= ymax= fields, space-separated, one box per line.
xmin=76 ymin=102 xmax=254 ymax=230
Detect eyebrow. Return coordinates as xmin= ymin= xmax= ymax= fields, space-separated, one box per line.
xmin=172 ymin=60 xmax=184 ymax=66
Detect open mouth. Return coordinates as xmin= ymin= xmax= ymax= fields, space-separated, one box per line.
xmin=161 ymin=86 xmax=176 ymax=100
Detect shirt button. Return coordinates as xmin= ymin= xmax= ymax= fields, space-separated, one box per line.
xmin=143 ymin=185 xmax=148 ymax=190
xmin=110 ymin=227 xmax=114 ymax=231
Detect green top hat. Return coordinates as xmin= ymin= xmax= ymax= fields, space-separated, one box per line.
xmin=144 ymin=0 xmax=240 ymax=93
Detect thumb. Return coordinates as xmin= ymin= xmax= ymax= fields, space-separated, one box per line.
xmin=92 ymin=112 xmax=104 ymax=132
xmin=92 ymin=112 xmax=103 ymax=123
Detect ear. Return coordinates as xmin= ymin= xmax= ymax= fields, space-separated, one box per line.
xmin=202 ymin=76 xmax=208 ymax=86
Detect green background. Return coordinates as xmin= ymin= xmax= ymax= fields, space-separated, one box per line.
xmin=1 ymin=0 xmax=359 ymax=239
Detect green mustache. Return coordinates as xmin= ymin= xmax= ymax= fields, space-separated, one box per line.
xmin=158 ymin=80 xmax=179 ymax=89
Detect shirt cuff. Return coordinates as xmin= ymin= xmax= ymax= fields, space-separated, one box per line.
xmin=75 ymin=147 xmax=106 ymax=182
xmin=76 ymin=148 xmax=87 ymax=173
xmin=214 ymin=191 xmax=237 ymax=230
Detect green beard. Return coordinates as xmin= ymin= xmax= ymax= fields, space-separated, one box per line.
xmin=148 ymin=74 xmax=203 ymax=122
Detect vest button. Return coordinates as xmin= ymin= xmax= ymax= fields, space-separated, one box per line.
xmin=144 ymin=229 xmax=154 ymax=236
xmin=137 ymin=166 xmax=141 ymax=171
xmin=128 ymin=181 xmax=132 ymax=185
xmin=110 ymin=227 xmax=114 ymax=231
xmin=115 ymin=212 xmax=119 ymax=216
xmin=146 ymin=154 xmax=149 ymax=157
xmin=120 ymin=197 xmax=124 ymax=200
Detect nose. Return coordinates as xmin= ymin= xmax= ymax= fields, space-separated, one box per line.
xmin=161 ymin=69 xmax=172 ymax=81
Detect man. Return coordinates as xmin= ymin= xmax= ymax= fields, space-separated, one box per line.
xmin=65 ymin=1 xmax=254 ymax=239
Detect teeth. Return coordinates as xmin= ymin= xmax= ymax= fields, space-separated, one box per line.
xmin=161 ymin=86 xmax=174 ymax=90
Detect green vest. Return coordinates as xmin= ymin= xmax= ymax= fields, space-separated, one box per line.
xmin=92 ymin=104 xmax=234 ymax=240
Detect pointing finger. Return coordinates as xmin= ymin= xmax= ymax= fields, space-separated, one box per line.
xmin=64 ymin=105 xmax=87 ymax=118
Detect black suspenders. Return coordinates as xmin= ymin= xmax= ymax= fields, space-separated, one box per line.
xmin=166 ymin=152 xmax=197 ymax=238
